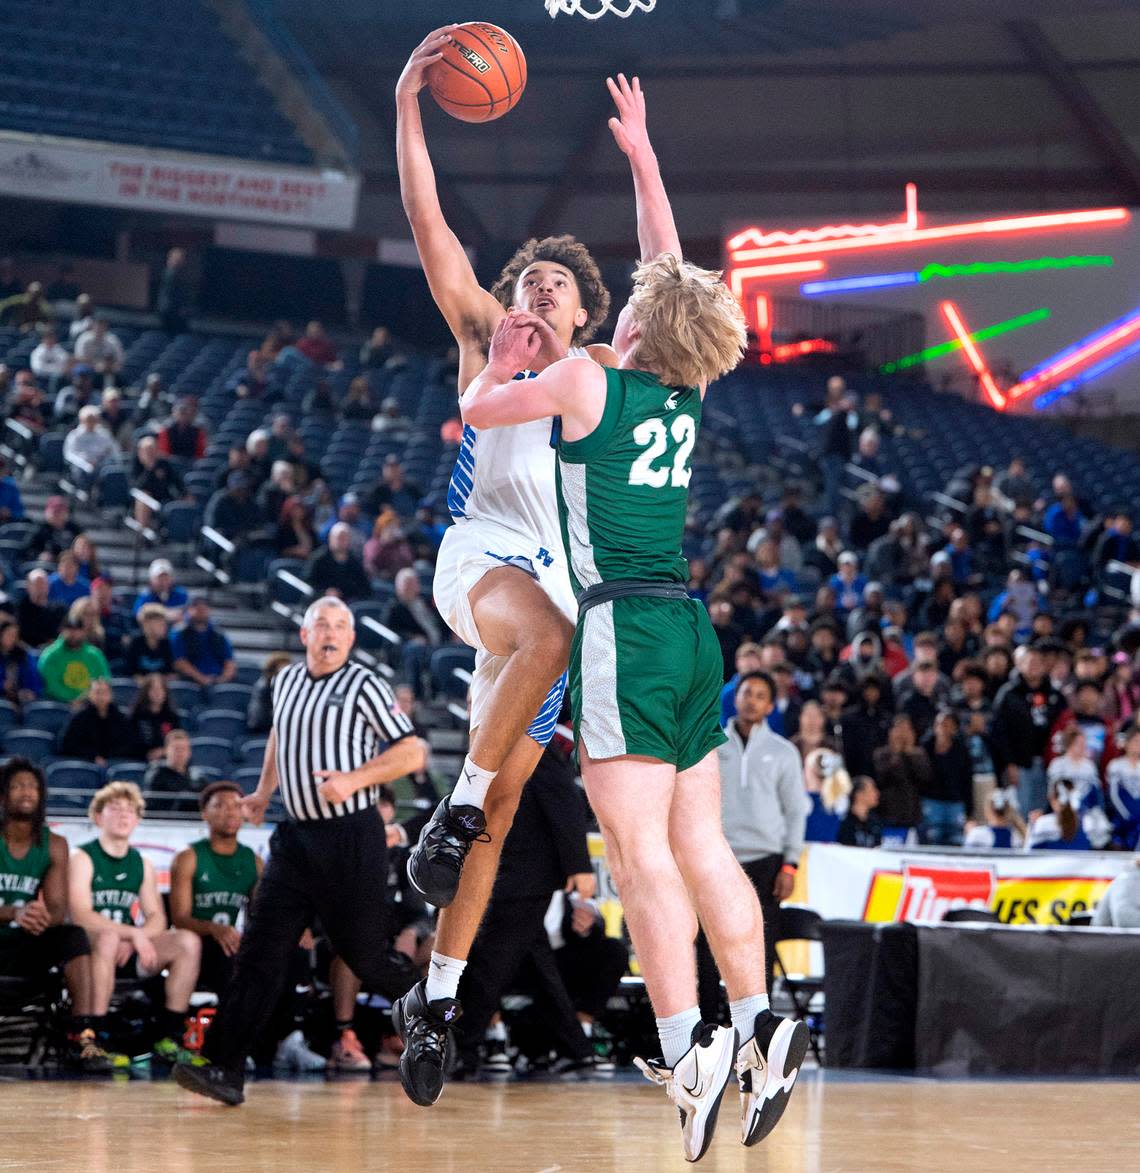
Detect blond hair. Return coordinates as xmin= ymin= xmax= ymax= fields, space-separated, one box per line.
xmin=627 ymin=254 xmax=746 ymax=389
xmin=89 ymin=780 xmax=145 ymax=821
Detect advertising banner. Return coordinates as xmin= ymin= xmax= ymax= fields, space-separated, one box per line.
xmin=805 ymin=842 xmax=1132 ymax=926
xmin=0 ymin=135 xmax=358 ymax=230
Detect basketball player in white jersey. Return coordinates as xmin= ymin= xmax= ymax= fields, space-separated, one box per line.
xmin=392 ymin=36 xmax=677 ymax=1108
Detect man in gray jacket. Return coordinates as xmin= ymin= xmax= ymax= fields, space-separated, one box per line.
xmin=697 ymin=671 xmax=810 ymax=1020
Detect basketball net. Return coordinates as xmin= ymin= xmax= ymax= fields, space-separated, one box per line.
xmin=545 ymin=0 xmax=657 ymax=18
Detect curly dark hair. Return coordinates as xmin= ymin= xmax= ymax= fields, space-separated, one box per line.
xmin=0 ymin=757 xmax=46 ymax=838
xmin=490 ymin=235 xmax=611 ymax=345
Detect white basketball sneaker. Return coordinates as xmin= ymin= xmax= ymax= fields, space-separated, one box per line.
xmin=737 ymin=1011 xmax=809 ymax=1146
xmin=634 ymin=1023 xmax=738 ymax=1163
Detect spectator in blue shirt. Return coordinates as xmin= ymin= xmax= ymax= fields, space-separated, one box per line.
xmin=170 ymin=595 xmax=236 ymax=687
xmin=1043 ymin=491 xmax=1085 ymax=550
xmin=0 ymin=455 xmax=23 ymax=522
xmin=829 ymin=552 xmax=867 ymax=617
xmin=47 ymin=551 xmax=91 ymax=607
xmin=132 ymin=558 xmax=188 ymax=622
xmin=942 ymin=526 xmax=976 ymax=587
xmin=318 ymin=493 xmax=371 ymax=550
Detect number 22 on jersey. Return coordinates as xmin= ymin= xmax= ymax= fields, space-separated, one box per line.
xmin=628 ymin=414 xmax=695 ymax=489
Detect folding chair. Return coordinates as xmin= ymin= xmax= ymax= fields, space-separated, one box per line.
xmin=774 ymin=904 xmax=825 ymax=1065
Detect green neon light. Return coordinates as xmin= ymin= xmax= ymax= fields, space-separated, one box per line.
xmin=881 ymin=307 xmax=1051 ymax=373
xmin=917 ymin=256 xmax=1113 ymax=282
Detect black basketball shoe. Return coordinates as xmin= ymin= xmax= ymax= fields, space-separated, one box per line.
xmin=406 ymin=797 xmax=489 ymax=908
xmin=737 ymin=1010 xmax=809 ymax=1146
xmin=174 ymin=1055 xmax=245 ymax=1106
xmin=392 ymin=979 xmax=462 ymax=1107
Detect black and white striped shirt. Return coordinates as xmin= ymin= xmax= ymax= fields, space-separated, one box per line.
xmin=271 ymin=659 xmax=414 ymax=821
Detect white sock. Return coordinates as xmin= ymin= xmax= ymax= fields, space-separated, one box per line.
xmin=450 ymin=755 xmax=496 ymax=811
xmin=425 ymin=951 xmax=467 ymax=1003
xmin=657 ymin=1006 xmax=702 ymax=1069
xmin=730 ymin=994 xmax=770 ymax=1043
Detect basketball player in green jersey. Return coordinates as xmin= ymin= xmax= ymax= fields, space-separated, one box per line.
xmin=170 ymin=782 xmax=262 ymax=998
xmin=0 ymin=757 xmax=119 ymax=1072
xmin=462 ymin=82 xmax=808 ymax=1160
xmin=70 ymin=781 xmax=203 ymax=1062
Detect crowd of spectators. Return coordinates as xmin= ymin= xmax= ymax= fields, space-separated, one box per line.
xmin=689 ymin=375 xmax=1140 ymax=853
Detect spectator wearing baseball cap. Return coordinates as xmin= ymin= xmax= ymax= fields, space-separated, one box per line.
xmin=203 ymin=471 xmax=261 ymax=542
xmin=133 ymin=559 xmax=188 ymax=623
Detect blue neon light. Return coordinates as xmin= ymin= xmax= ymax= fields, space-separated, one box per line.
xmin=1019 ymin=304 xmax=1140 ymax=382
xmin=1033 ymin=337 xmax=1140 ymax=409
xmin=800 ymin=271 xmax=919 ymax=296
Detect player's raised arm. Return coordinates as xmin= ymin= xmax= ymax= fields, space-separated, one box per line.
xmin=396 ymin=28 xmax=504 ymax=347
xmin=608 ymin=73 xmax=682 ymax=263
xmin=462 ymin=314 xmax=606 ymax=431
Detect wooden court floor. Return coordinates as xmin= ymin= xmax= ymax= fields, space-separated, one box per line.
xmin=2 ymin=1072 xmax=1134 ymax=1172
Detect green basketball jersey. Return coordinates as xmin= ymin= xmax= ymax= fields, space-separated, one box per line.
xmin=80 ymin=839 xmax=144 ymax=925
xmin=190 ymin=839 xmax=258 ymax=927
xmin=556 ymin=367 xmax=698 ymax=593
xmin=0 ymin=827 xmax=51 ymax=934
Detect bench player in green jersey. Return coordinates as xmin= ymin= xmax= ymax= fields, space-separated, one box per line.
xmin=69 ymin=781 xmax=202 ymax=1062
xmin=461 ymin=78 xmax=809 ymax=1163
xmin=0 ymin=757 xmax=119 ymax=1072
xmin=170 ymin=782 xmax=262 ymax=999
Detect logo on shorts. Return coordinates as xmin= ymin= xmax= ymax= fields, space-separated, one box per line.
xmin=455 ymin=44 xmax=491 ymax=73
xmin=536 ymin=547 xmax=554 ymax=568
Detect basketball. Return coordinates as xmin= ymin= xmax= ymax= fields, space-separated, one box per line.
xmin=427 ymin=22 xmax=527 ymax=123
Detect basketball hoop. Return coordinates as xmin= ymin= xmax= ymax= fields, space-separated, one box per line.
xmin=545 ymin=0 xmax=657 ymax=19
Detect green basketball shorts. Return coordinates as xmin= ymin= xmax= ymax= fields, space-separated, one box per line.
xmin=569 ymin=595 xmax=727 ymax=772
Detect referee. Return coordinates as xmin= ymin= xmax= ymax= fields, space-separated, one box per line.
xmin=176 ymin=597 xmax=424 ymax=1105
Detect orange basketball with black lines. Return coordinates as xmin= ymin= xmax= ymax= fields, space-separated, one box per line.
xmin=428 ymin=22 xmax=527 ymax=123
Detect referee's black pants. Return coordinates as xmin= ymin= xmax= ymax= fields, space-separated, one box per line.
xmin=696 ymin=853 xmax=782 ymax=1024
xmin=456 ymin=895 xmax=591 ymax=1066
xmin=204 ymin=808 xmax=389 ymax=1071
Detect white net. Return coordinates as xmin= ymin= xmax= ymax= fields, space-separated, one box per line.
xmin=545 ymin=0 xmax=657 ymax=18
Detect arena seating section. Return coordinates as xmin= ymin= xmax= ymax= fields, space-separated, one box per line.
xmin=4 ymin=306 xmax=1140 ymax=818
xmin=0 ymin=0 xmax=312 ymax=165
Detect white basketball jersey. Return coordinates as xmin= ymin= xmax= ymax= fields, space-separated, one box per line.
xmin=447 ymin=347 xmax=591 ymax=547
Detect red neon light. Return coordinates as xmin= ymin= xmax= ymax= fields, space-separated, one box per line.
xmin=754 ymin=294 xmax=772 ymax=352
xmin=940 ymin=301 xmax=1006 ymax=410
xmin=904 ymin=182 xmax=918 ymax=229
xmin=729 ymin=260 xmax=824 ymax=296
xmin=772 ymin=338 xmax=837 ymax=361
xmin=729 ymin=207 xmax=1129 ymax=265
xmin=1008 ymin=313 xmax=1140 ymax=400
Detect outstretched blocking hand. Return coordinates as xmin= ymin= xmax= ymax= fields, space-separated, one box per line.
xmin=607 ymin=73 xmax=651 ymax=160
xmin=488 ymin=311 xmax=548 ymax=374
xmin=396 ymin=26 xmax=457 ymax=99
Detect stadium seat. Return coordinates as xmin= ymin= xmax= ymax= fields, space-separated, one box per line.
xmin=105 ymin=762 xmax=147 ymax=787
xmin=162 ymin=501 xmax=199 ymax=544
xmin=45 ymin=760 xmax=105 ymax=793
xmin=239 ymin=738 xmax=268 ymax=768
xmin=210 ymin=683 xmax=254 ymax=711
xmin=169 ymin=681 xmax=207 ymax=715
xmin=3 ymin=729 xmax=56 ymax=760
xmin=195 ymin=709 xmax=247 ymax=745
xmin=110 ymin=678 xmax=139 ymax=709
xmin=234 ymin=767 xmax=262 ymax=791
xmin=21 ymin=702 xmax=72 ymax=742
xmin=189 ymin=738 xmax=235 ymax=775
xmin=430 ymin=647 xmax=477 ymax=700
xmin=0 ymin=700 xmax=19 ymax=740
